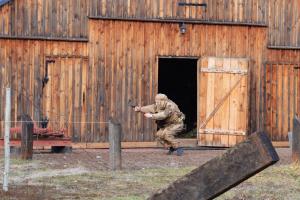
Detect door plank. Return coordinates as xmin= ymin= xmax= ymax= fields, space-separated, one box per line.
xmin=198 ymin=57 xmax=248 ymax=147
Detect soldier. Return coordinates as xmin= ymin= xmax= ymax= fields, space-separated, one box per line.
xmin=134 ymin=93 xmax=185 ymax=156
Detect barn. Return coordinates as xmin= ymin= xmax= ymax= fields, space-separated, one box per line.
xmin=0 ymin=0 xmax=299 ymax=148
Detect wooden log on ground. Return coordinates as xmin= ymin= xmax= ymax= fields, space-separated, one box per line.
xmin=148 ymin=132 xmax=279 ymax=200
xmin=109 ymin=119 xmax=122 ymax=170
xmin=292 ymin=117 xmax=300 ymax=163
xmin=21 ymin=114 xmax=34 ymax=160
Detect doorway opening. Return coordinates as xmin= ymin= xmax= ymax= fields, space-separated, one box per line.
xmin=158 ymin=57 xmax=198 ymax=138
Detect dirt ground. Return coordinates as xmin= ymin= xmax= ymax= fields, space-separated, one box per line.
xmin=0 ymin=147 xmax=298 ymax=200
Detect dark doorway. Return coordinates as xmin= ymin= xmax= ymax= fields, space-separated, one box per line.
xmin=158 ymin=58 xmax=198 ymax=138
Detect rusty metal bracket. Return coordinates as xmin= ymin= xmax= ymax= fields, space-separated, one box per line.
xmin=42 ymin=59 xmax=55 ymax=88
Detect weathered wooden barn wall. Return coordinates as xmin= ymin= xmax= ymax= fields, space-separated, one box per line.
xmin=1 ymin=0 xmax=299 ymax=145
xmin=89 ymin=19 xmax=266 ymax=142
xmin=0 ymin=40 xmax=88 ymax=141
xmin=259 ymin=49 xmax=300 ymax=142
xmin=1 ymin=0 xmax=269 ymax=39
xmin=268 ymin=0 xmax=300 ymax=47
xmin=0 ymin=0 xmax=88 ymax=38
xmin=89 ymin=0 xmax=268 ymax=24
xmin=268 ymin=50 xmax=300 ymax=63
xmin=0 ymin=3 xmax=10 ymax=35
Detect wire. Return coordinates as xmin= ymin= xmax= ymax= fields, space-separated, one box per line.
xmin=0 ymin=120 xmax=109 ymax=124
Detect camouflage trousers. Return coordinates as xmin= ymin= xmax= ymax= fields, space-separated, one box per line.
xmin=155 ymin=123 xmax=184 ymax=148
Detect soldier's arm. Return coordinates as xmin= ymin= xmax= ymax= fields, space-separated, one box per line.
xmin=140 ymin=104 xmax=156 ymax=113
xmin=151 ymin=108 xmax=172 ymax=120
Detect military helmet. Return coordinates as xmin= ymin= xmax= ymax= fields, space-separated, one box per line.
xmin=155 ymin=93 xmax=168 ymax=101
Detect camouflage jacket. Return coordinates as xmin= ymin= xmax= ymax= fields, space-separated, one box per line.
xmin=140 ymin=100 xmax=185 ymax=127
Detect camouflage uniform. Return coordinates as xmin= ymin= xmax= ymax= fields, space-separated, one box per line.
xmin=137 ymin=94 xmax=185 ymax=149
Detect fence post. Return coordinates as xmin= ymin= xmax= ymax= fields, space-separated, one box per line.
xmin=292 ymin=117 xmax=300 ymax=163
xmin=3 ymin=88 xmax=11 ymax=192
xmin=109 ymin=119 xmax=122 ymax=170
xmin=21 ymin=114 xmax=33 ymax=160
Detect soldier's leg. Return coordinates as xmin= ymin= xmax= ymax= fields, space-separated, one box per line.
xmin=163 ymin=124 xmax=185 ymax=155
xmin=155 ymin=128 xmax=168 ymax=147
xmin=163 ymin=123 xmax=184 ymax=148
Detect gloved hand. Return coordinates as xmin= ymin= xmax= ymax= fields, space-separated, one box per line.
xmin=144 ymin=113 xmax=153 ymax=118
xmin=134 ymin=106 xmax=141 ymax=112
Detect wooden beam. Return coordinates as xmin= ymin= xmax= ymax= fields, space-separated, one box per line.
xmin=272 ymin=141 xmax=289 ymax=147
xmin=109 ymin=119 xmax=122 ymax=170
xmin=88 ymin=17 xmax=268 ymax=27
xmin=72 ymin=139 xmax=199 ymax=149
xmin=292 ymin=117 xmax=300 ymax=163
xmin=21 ymin=115 xmax=33 ymax=160
xmin=0 ymin=35 xmax=88 ymax=42
xmin=149 ymin=132 xmax=279 ymax=200
xmin=268 ymin=45 xmax=300 ymax=50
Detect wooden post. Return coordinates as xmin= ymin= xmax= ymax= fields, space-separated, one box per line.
xmin=148 ymin=132 xmax=279 ymax=200
xmin=292 ymin=117 xmax=300 ymax=163
xmin=21 ymin=114 xmax=33 ymax=160
xmin=109 ymin=119 xmax=122 ymax=170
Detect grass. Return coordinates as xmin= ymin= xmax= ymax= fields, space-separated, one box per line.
xmin=1 ymin=156 xmax=300 ymax=199
xmin=32 ymin=167 xmax=195 ymax=200
xmin=216 ymin=164 xmax=300 ymax=200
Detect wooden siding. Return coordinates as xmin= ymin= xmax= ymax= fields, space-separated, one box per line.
xmin=1 ymin=0 xmax=300 ymax=48
xmin=267 ymin=49 xmax=300 ymax=63
xmin=89 ymin=0 xmax=268 ymax=24
xmin=0 ymin=3 xmax=10 ymax=35
xmin=88 ymin=20 xmax=266 ymax=142
xmin=0 ymin=0 xmax=88 ymax=38
xmin=260 ymin=49 xmax=300 ymax=142
xmin=198 ymin=57 xmax=249 ymax=147
xmin=41 ymin=56 xmax=89 ymax=142
xmin=1 ymin=0 xmax=269 ymax=40
xmin=0 ymin=40 xmax=88 ymax=140
xmin=263 ymin=63 xmax=300 ymax=141
xmin=268 ymin=0 xmax=300 ymax=47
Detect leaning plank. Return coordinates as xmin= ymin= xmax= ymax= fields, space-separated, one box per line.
xmin=292 ymin=117 xmax=300 ymax=163
xmin=148 ymin=132 xmax=279 ymax=200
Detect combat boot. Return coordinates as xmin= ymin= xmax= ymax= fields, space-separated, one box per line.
xmin=176 ymin=147 xmax=184 ymax=156
xmin=167 ymin=147 xmax=175 ymax=155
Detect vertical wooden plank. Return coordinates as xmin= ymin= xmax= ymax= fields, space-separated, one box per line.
xmin=228 ymin=59 xmax=239 ymax=146
xmin=56 ymin=0 xmax=62 ymax=36
xmin=127 ymin=22 xmax=134 ymax=141
xmin=274 ymin=64 xmax=281 ymax=141
xmin=212 ymin=58 xmax=223 ymax=146
xmin=271 ymin=64 xmax=277 ymax=140
xmin=266 ymin=64 xmax=271 ymax=137
xmin=59 ymin=58 xmax=66 ymax=131
xmin=199 ymin=58 xmax=208 ymax=145
xmin=54 ymin=57 xmax=60 ymax=129
xmin=204 ymin=58 xmax=215 ymax=146
xmin=205 ymin=58 xmax=215 ymax=131
xmin=219 ymin=59 xmax=231 ymax=146
xmin=288 ymin=65 xmax=294 ymax=133
xmin=282 ymin=65 xmax=289 ymax=140
xmin=238 ymin=61 xmax=249 ymax=133
xmin=62 ymin=0 xmax=68 ymax=37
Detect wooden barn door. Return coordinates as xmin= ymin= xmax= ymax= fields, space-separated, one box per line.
xmin=42 ymin=57 xmax=88 ymax=142
xmin=264 ymin=63 xmax=300 ymax=142
xmin=198 ymin=57 xmax=249 ymax=147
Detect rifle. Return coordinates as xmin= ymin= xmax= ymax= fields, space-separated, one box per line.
xmin=128 ymin=99 xmax=137 ymax=109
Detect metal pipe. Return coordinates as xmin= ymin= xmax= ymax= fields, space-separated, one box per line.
xmin=3 ymin=88 xmax=11 ymax=192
